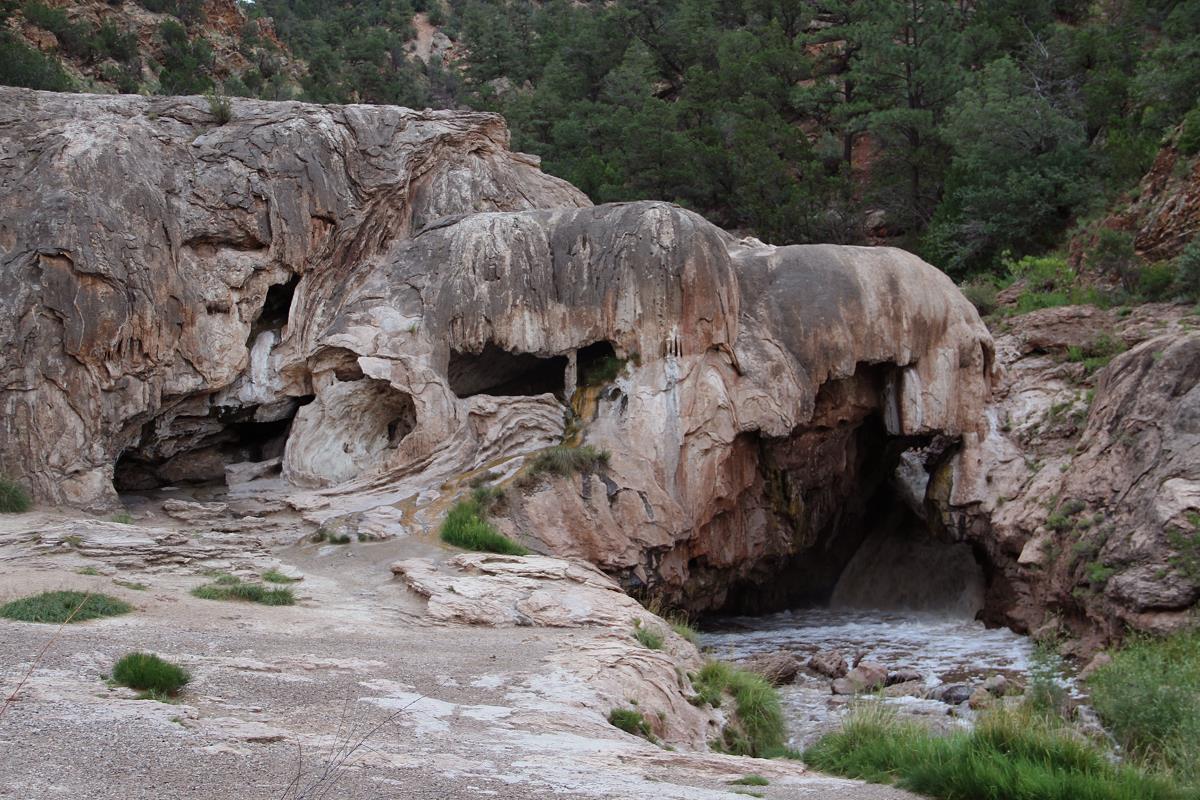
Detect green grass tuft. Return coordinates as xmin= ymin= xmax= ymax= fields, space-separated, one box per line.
xmin=633 ymin=621 xmax=664 ymax=650
xmin=0 ymin=590 xmax=131 ymax=623
xmin=608 ymin=708 xmax=653 ymax=739
xmin=691 ymin=660 xmax=786 ymax=757
xmin=1087 ymin=629 xmax=1200 ymax=784
xmin=730 ymin=774 xmax=769 ymax=786
xmin=191 ymin=576 xmax=295 ymax=606
xmin=110 ymin=512 xmax=134 ymax=524
xmin=76 ymin=566 xmax=102 ymax=576
xmin=0 ymin=477 xmax=32 ymax=513
xmin=439 ymin=498 xmax=529 ymax=555
xmin=804 ymin=704 xmax=1188 ymax=800
xmin=261 ymin=569 xmax=298 ymax=584
xmin=112 ymin=651 xmax=189 ymax=697
xmin=515 ymin=445 xmax=611 ymax=488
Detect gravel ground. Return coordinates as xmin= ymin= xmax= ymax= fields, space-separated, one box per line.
xmin=0 ymin=511 xmax=923 ymax=800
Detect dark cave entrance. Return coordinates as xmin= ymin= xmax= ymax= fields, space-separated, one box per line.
xmin=112 ymin=397 xmax=312 ymax=492
xmin=696 ymin=398 xmax=987 ymax=620
xmin=448 ymin=343 xmax=569 ymax=399
xmin=250 ymin=274 xmax=299 ymax=341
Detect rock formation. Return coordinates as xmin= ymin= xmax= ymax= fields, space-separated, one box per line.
xmin=1 ymin=88 xmax=1001 ymax=619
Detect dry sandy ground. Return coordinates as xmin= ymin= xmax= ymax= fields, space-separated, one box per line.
xmin=0 ymin=506 xmax=921 ymax=800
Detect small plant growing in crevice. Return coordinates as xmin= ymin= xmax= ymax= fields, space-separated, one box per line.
xmin=205 ymin=88 xmax=232 ymax=125
xmin=112 ymin=652 xmax=189 ymax=700
xmin=110 ymin=512 xmax=134 ymax=524
xmin=311 ymin=528 xmax=351 ymax=545
xmin=730 ymin=775 xmax=769 ymax=786
xmin=608 ymin=708 xmax=655 ymax=741
xmin=515 ymin=445 xmax=610 ymax=489
xmin=76 ymin=566 xmax=102 ymax=576
xmin=580 ymin=354 xmax=627 ymax=387
xmin=1167 ymin=512 xmax=1200 ymax=583
xmin=0 ymin=477 xmax=32 ymax=513
xmin=113 ymin=579 xmax=148 ymax=591
xmin=191 ymin=575 xmax=295 ymax=606
xmin=0 ymin=590 xmax=131 ymax=623
xmin=633 ymin=619 xmax=664 ymax=650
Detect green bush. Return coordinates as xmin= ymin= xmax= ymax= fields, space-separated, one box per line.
xmin=580 ymin=354 xmax=626 ymax=387
xmin=0 ymin=590 xmax=131 ymax=623
xmin=1087 ymin=629 xmax=1200 ymax=783
xmin=691 ymin=660 xmax=785 ymax=757
xmin=1138 ymin=262 xmax=1178 ymax=300
xmin=261 ymin=569 xmax=297 ymax=584
xmin=1064 ymin=333 xmax=1126 ymax=375
xmin=804 ymin=704 xmax=1187 ymax=800
xmin=1179 ymin=107 xmax=1200 ymax=157
xmin=0 ymin=30 xmax=73 ymax=90
xmin=205 ymin=89 xmax=232 ymax=124
xmin=0 ymin=477 xmax=32 ymax=513
xmin=960 ymin=278 xmax=1000 ymax=316
xmin=439 ymin=498 xmax=529 ymax=555
xmin=1175 ymin=240 xmax=1200 ymax=302
xmin=112 ymin=652 xmax=189 ymax=697
xmin=731 ymin=775 xmax=769 ymax=786
xmin=191 ymin=576 xmax=294 ymax=605
xmin=1088 ymin=229 xmax=1143 ymax=294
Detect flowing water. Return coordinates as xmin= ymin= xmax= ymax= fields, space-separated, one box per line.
xmin=700 ymin=608 xmax=1038 ymax=748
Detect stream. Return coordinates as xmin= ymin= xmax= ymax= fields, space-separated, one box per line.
xmin=700 ymin=608 xmax=1039 ymax=749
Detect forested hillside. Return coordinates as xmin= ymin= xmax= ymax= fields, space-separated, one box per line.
xmin=3 ymin=0 xmax=1199 ymax=295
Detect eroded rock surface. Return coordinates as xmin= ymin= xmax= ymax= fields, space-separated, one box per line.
xmin=1 ymin=88 xmax=996 ymax=618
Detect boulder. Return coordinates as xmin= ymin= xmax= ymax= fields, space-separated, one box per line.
xmin=887 ymin=668 xmax=924 ymax=686
xmin=982 ymin=675 xmax=1008 ymax=696
xmin=831 ymin=662 xmax=887 ymax=695
xmin=937 ymin=684 xmax=972 ymax=705
xmin=968 ymin=687 xmax=994 ymax=710
xmin=808 ymin=651 xmax=849 ymax=679
xmin=743 ymin=651 xmax=801 ymax=686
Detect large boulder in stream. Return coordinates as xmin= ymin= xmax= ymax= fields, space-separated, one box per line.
xmin=0 ymin=88 xmax=1000 ymax=613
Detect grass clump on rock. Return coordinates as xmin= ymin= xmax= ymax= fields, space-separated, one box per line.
xmin=690 ymin=660 xmax=786 ymax=757
xmin=515 ymin=445 xmax=610 ymax=489
xmin=191 ymin=575 xmax=294 ymax=606
xmin=439 ymin=492 xmax=529 ymax=556
xmin=633 ymin=620 xmax=664 ymax=650
xmin=804 ymin=703 xmax=1188 ymax=800
xmin=261 ymin=569 xmax=298 ymax=584
xmin=608 ymin=708 xmax=654 ymax=740
xmin=112 ymin=652 xmax=189 ymax=698
xmin=0 ymin=590 xmax=131 ymax=623
xmin=0 ymin=477 xmax=32 ymax=513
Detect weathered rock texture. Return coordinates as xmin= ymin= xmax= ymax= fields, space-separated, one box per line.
xmin=935 ymin=303 xmax=1200 ymax=644
xmin=1 ymin=88 xmax=1003 ymax=619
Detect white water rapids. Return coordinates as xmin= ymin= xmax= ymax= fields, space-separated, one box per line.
xmin=700 ymin=608 xmax=1038 ymax=748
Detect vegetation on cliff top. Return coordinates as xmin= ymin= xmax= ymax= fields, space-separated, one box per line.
xmin=0 ymin=590 xmax=131 ymax=623
xmin=2 ymin=0 xmax=1198 ymax=285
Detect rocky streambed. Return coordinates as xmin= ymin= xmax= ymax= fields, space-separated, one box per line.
xmin=702 ymin=608 xmax=1042 ymax=749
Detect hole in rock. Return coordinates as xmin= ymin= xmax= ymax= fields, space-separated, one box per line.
xmin=112 ymin=397 xmax=312 ymax=493
xmin=448 ymin=343 xmax=568 ymax=399
xmin=577 ymin=340 xmax=622 ymax=387
xmin=249 ymin=274 xmax=299 ymax=341
xmin=691 ymin=369 xmax=988 ymax=623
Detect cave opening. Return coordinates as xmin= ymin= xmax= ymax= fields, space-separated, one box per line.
xmin=112 ymin=397 xmax=312 ymax=493
xmin=706 ymin=414 xmax=987 ymax=621
xmin=577 ymin=340 xmax=621 ymax=387
xmin=249 ymin=274 xmax=299 ymax=342
xmin=448 ymin=343 xmax=568 ymax=399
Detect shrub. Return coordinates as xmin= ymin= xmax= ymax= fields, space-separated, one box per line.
xmin=0 ymin=30 xmax=73 ymax=90
xmin=191 ymin=576 xmax=295 ymax=606
xmin=580 ymin=354 xmax=626 ymax=387
xmin=633 ymin=621 xmax=664 ymax=650
xmin=731 ymin=775 xmax=769 ymax=786
xmin=1087 ymin=629 xmax=1200 ymax=783
xmin=112 ymin=652 xmax=189 ymax=697
xmin=1088 ymin=229 xmax=1142 ymax=293
xmin=691 ymin=660 xmax=785 ymax=757
xmin=312 ymin=529 xmax=350 ymax=544
xmin=961 ymin=278 xmax=999 ymax=316
xmin=1175 ymin=240 xmax=1200 ymax=302
xmin=1138 ymin=262 xmax=1178 ymax=300
xmin=804 ymin=704 xmax=1186 ymax=800
xmin=1180 ymin=107 xmax=1200 ymax=157
xmin=206 ymin=89 xmax=232 ymax=124
xmin=0 ymin=590 xmax=131 ymax=623
xmin=439 ymin=499 xmax=529 ymax=555
xmin=608 ymin=708 xmax=652 ymax=739
xmin=0 ymin=477 xmax=32 ymax=513
xmin=1064 ymin=334 xmax=1126 ymax=375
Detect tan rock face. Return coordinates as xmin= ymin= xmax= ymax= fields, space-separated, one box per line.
xmin=3 ymin=89 xmax=1000 ymax=619
xmin=937 ymin=303 xmax=1200 ymax=641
